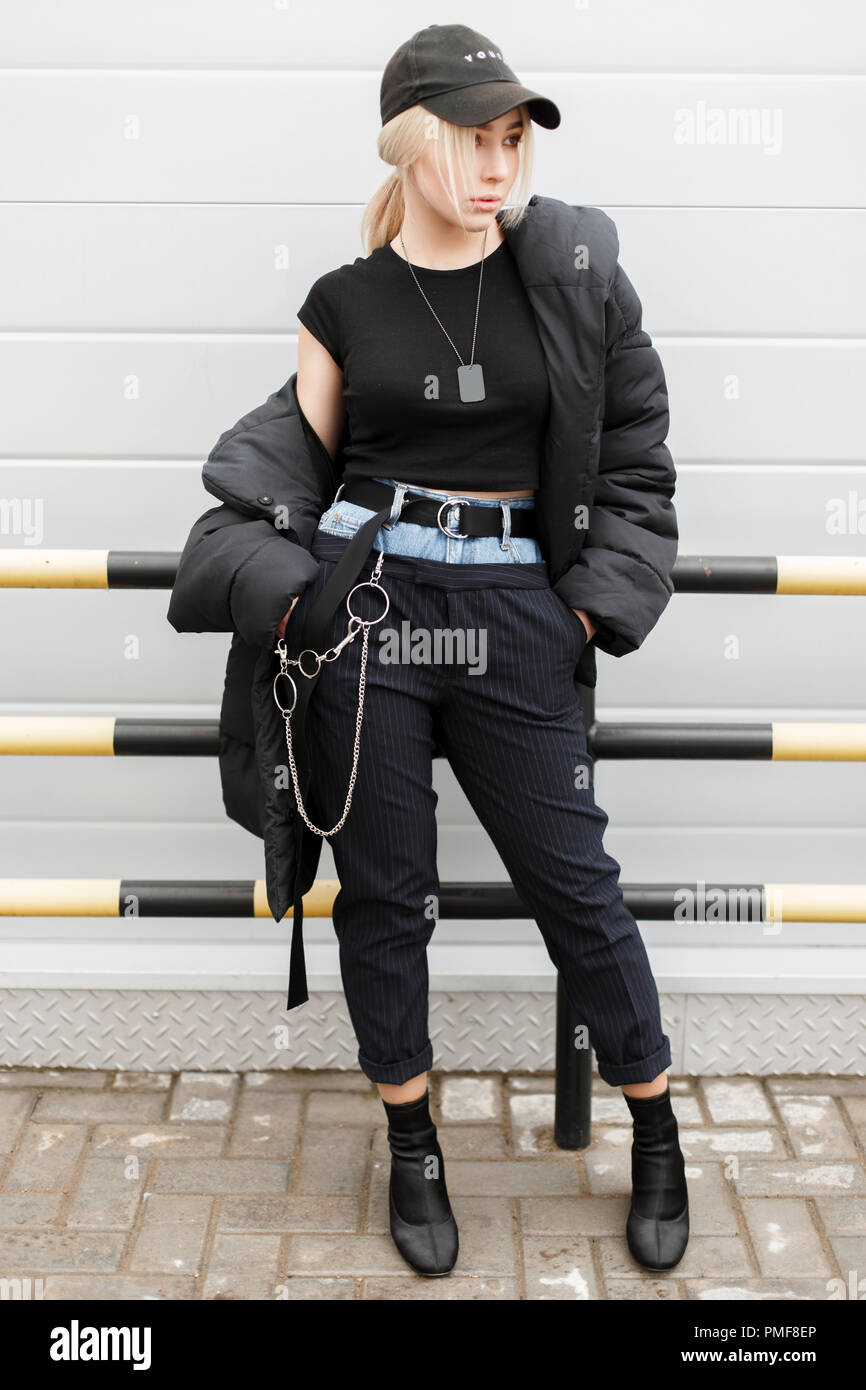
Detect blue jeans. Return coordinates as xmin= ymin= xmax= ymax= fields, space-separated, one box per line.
xmin=316 ymin=475 xmax=544 ymax=565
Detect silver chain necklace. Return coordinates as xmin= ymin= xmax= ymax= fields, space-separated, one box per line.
xmin=399 ymin=226 xmax=488 ymax=403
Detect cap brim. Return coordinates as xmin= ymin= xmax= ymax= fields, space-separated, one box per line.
xmin=421 ymin=80 xmax=561 ymax=131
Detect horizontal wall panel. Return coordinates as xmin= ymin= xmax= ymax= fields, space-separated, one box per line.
xmin=0 ymin=205 xmax=369 ymax=334
xmin=1 ymin=74 xmax=863 ymax=206
xmin=664 ymin=343 xmax=866 ymax=463
xmin=3 ymin=206 xmax=864 ymax=337
xmin=613 ymin=209 xmax=866 ymax=338
xmin=1 ymin=815 xmax=866 ymax=907
xmin=1 ymin=938 xmax=865 ymax=993
xmin=0 ymin=592 xmax=233 ymax=703
xmin=5 ymin=2 xmax=865 ymax=72
xmin=0 ymin=582 xmax=863 ymax=712
xmin=672 ymin=463 xmax=866 ymax=551
xmin=8 ymin=456 xmax=859 ymax=553
xmin=3 ymin=918 xmax=866 ymax=960
xmin=0 ymin=461 xmax=201 ymax=548
xmin=0 ymin=815 xmax=729 ymax=916
xmin=3 ymin=740 xmax=866 ymax=829
xmin=0 ymin=457 xmax=859 ymax=559
xmin=594 ymin=593 xmax=866 ymax=707
xmin=1 ymin=340 xmax=863 ymax=461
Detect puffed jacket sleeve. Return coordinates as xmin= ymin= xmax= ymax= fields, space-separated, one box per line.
xmin=167 ymin=374 xmax=333 ymax=650
xmin=166 ymin=501 xmax=320 ymax=650
xmin=556 ymin=260 xmax=678 ymax=659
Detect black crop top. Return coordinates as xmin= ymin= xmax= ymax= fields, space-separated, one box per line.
xmin=296 ymin=237 xmax=550 ymax=490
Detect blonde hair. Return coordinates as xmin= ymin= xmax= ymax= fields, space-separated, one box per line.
xmin=360 ymin=103 xmax=536 ymax=254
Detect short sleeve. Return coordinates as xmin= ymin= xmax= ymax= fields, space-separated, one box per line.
xmin=297 ymin=269 xmax=343 ymax=369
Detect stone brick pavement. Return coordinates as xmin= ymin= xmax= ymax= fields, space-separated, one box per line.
xmin=0 ymin=1067 xmax=864 ymax=1300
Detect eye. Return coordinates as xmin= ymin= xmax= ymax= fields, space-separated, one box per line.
xmin=475 ymin=132 xmax=524 ymax=147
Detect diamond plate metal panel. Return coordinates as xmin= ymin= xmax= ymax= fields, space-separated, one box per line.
xmin=682 ymin=992 xmax=866 ymax=1073
xmin=0 ymin=989 xmax=862 ymax=1074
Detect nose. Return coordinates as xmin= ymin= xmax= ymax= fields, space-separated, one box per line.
xmin=482 ymin=158 xmax=508 ymax=184
xmin=479 ymin=147 xmax=510 ymax=183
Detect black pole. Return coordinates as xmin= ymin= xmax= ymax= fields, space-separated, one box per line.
xmin=554 ymin=974 xmax=592 ymax=1149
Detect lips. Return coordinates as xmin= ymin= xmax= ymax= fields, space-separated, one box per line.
xmin=471 ymin=198 xmax=500 ymax=207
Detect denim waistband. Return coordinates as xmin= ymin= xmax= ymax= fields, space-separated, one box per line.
xmin=318 ymin=475 xmax=544 ymax=575
xmin=310 ymin=529 xmax=552 ymax=590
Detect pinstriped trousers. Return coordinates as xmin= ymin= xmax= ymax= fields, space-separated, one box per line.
xmin=286 ymin=502 xmax=672 ymax=1088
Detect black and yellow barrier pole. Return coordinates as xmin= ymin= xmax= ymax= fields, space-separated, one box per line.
xmin=0 ymin=879 xmax=338 ymax=918
xmin=672 ymin=555 xmax=866 ymax=593
xmin=0 ymin=551 xmax=180 ymax=588
xmin=2 ymin=717 xmax=866 ymax=761
xmin=1 ymin=551 xmax=866 ymax=594
xmin=0 ymin=717 xmax=218 ymax=756
xmin=2 ymin=879 xmax=865 ymax=921
xmin=591 ymin=722 xmax=866 ymax=760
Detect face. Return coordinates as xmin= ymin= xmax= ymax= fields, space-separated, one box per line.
xmin=407 ymin=107 xmax=525 ymax=229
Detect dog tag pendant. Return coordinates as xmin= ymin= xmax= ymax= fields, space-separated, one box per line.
xmin=457 ymin=363 xmax=485 ymax=402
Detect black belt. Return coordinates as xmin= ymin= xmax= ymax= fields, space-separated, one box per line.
xmin=338 ymin=478 xmax=539 ymax=538
xmin=284 ymin=482 xmax=536 ymax=1011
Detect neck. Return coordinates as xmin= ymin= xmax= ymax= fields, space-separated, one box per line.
xmin=391 ymin=205 xmax=505 ymax=271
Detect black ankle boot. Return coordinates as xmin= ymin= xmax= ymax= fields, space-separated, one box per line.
xmin=382 ymin=1089 xmax=459 ymax=1276
xmin=623 ymin=1084 xmax=689 ymax=1271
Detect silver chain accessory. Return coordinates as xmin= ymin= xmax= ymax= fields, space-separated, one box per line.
xmin=272 ymin=550 xmax=390 ymax=837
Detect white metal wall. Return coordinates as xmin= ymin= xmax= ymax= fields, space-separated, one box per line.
xmin=1 ymin=2 xmax=865 ymax=1004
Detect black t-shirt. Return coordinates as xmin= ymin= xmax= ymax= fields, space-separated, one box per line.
xmin=296 ymin=237 xmax=550 ymax=490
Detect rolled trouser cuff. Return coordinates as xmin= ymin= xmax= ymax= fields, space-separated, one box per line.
xmin=358 ymin=1040 xmax=434 ymax=1085
xmin=595 ymin=1035 xmax=672 ymax=1087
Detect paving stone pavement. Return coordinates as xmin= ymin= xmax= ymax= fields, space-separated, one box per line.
xmin=0 ymin=1067 xmax=864 ymax=1301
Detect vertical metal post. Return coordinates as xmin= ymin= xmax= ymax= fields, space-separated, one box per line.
xmin=554 ymin=974 xmax=592 ymax=1148
xmin=553 ymin=677 xmax=597 ymax=1150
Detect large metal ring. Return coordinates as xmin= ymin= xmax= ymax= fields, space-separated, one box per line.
xmin=437 ymin=498 xmax=471 ymax=539
xmin=296 ymin=649 xmax=322 ymax=678
xmin=347 ymin=580 xmax=390 ymax=624
xmin=273 ymin=669 xmax=297 ymax=716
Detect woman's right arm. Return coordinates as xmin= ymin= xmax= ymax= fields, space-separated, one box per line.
xmin=275 ymin=322 xmax=347 ymax=638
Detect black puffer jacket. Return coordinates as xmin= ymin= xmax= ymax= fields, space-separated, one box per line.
xmin=167 ymin=193 xmax=678 ymax=1008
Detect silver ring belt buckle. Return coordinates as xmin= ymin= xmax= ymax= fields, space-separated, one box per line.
xmin=436 ymin=497 xmax=473 ymax=539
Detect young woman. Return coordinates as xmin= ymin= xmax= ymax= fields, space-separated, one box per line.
xmin=280 ymin=24 xmax=688 ymax=1278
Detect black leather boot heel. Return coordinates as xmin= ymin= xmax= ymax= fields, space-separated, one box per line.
xmin=382 ymin=1088 xmax=459 ymax=1276
xmin=623 ymin=1083 xmax=689 ymax=1271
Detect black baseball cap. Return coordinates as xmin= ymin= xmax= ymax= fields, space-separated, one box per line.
xmin=380 ymin=23 xmax=561 ymax=131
